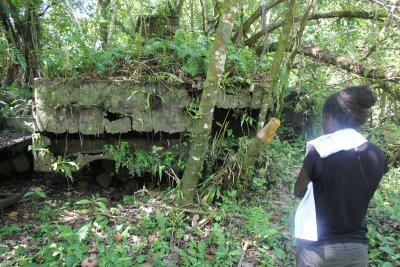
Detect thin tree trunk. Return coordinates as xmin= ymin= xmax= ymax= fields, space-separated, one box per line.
xmin=257 ymin=0 xmax=296 ymax=131
xmin=199 ymin=0 xmax=207 ymax=36
xmin=361 ymin=5 xmax=395 ymax=61
xmin=179 ymin=0 xmax=238 ymax=205
xmin=99 ymin=0 xmax=110 ymax=48
xmin=260 ymin=8 xmax=272 ymax=56
xmin=176 ymin=0 xmax=185 ymax=15
xmin=190 ymin=0 xmax=194 ymax=35
xmin=93 ymin=0 xmax=102 ymax=48
xmin=275 ymin=0 xmax=313 ymax=118
xmin=124 ymin=0 xmax=136 ymax=36
xmin=67 ymin=0 xmax=83 ymax=36
xmin=231 ymin=0 xmax=285 ymax=42
xmin=234 ymin=4 xmax=244 ymax=45
xmin=107 ymin=0 xmax=118 ymax=46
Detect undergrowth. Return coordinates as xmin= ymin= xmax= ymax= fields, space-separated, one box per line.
xmin=0 ymin=138 xmax=398 ymax=266
xmin=39 ymin=31 xmax=267 ymax=92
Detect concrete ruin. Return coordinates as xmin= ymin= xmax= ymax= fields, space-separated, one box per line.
xmin=32 ymin=79 xmax=263 ymax=172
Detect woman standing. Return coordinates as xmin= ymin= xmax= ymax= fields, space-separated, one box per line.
xmin=294 ymin=85 xmax=388 ymax=266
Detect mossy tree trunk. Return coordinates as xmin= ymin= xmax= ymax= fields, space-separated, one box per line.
xmin=178 ymin=0 xmax=238 ymax=206
xmin=275 ymin=0 xmax=313 ymax=118
xmin=257 ymin=0 xmax=296 ymax=132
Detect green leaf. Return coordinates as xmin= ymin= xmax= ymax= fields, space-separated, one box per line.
xmin=24 ymin=191 xmax=34 ymax=197
xmin=381 ymin=262 xmax=394 ymax=267
xmin=77 ymin=224 xmax=91 ymax=242
xmin=380 ymin=246 xmax=395 ymax=255
xmin=15 ymin=245 xmax=28 ymax=255
xmin=0 ymin=245 xmax=9 ymax=254
xmin=96 ymin=202 xmax=108 ymax=211
xmin=274 ymin=247 xmax=286 ymax=259
xmin=369 ymin=249 xmax=381 ymax=259
xmin=65 ymin=254 xmax=78 ymax=267
xmin=136 ymin=255 xmax=146 ymax=263
xmin=116 ymin=257 xmax=132 ymax=263
xmin=35 ymin=191 xmax=47 ymax=199
xmin=75 ymin=199 xmax=92 ymax=205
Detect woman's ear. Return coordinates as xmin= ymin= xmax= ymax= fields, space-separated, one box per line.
xmin=322 ymin=114 xmax=332 ymax=134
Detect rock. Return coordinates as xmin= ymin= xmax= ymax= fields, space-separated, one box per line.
xmin=78 ymin=180 xmax=91 ymax=191
xmin=101 ymin=159 xmax=116 ymax=173
xmin=10 ymin=154 xmax=30 ymax=173
xmin=96 ymin=172 xmax=113 ymax=188
xmin=115 ymin=168 xmax=130 ymax=184
xmin=110 ymin=190 xmax=125 ymax=202
xmin=124 ymin=180 xmax=138 ymax=194
xmin=0 ymin=160 xmax=13 ymax=176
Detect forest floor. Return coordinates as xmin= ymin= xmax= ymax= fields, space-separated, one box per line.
xmin=0 ymin=144 xmax=399 ymax=266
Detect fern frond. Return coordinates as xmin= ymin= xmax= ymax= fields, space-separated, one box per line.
xmin=11 ymin=46 xmax=27 ymax=72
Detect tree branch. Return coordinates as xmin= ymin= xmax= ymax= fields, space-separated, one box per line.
xmin=231 ymin=0 xmax=285 ymax=42
xmin=245 ymin=10 xmax=387 ymax=47
xmin=259 ymin=43 xmax=400 ymax=99
xmin=302 ymin=45 xmax=400 ymax=84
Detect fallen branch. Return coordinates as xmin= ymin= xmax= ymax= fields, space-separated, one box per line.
xmin=237 ymin=241 xmax=250 ymax=267
xmin=0 ymin=193 xmax=23 ymax=210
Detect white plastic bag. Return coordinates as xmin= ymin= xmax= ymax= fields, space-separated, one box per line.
xmin=295 ymin=182 xmax=318 ymax=241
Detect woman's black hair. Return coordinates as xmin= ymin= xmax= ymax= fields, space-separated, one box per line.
xmin=323 ymin=85 xmax=377 ymax=128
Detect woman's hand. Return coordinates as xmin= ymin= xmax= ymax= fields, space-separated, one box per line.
xmin=294 ymin=166 xmax=310 ymax=198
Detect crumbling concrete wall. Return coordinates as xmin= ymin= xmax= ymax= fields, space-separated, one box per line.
xmin=32 ymin=79 xmax=262 ymax=171
xmin=34 ymin=80 xmax=190 ymax=134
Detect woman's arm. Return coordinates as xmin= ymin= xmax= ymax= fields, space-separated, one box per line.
xmin=294 ymin=166 xmax=310 ymax=198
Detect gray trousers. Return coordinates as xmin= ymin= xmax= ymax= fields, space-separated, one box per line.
xmin=296 ymin=241 xmax=368 ymax=267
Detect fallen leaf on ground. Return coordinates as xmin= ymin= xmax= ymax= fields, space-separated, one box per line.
xmin=205 ymin=253 xmax=214 ymax=261
xmin=183 ymin=234 xmax=190 ymax=242
xmin=147 ymin=233 xmax=159 ymax=244
xmin=8 ymin=211 xmax=18 ymax=218
xmin=192 ymin=214 xmax=200 ymax=227
xmin=114 ymin=232 xmax=122 ymax=241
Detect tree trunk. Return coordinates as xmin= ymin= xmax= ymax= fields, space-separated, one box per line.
xmin=257 ymin=0 xmax=296 ymax=131
xmin=0 ymin=0 xmax=40 ymax=85
xmin=176 ymin=0 xmax=185 ymax=15
xmin=123 ymin=0 xmax=136 ymax=36
xmin=275 ymin=0 xmax=314 ymax=118
xmin=189 ymin=0 xmax=194 ymax=34
xmin=199 ymin=0 xmax=207 ymax=36
xmin=107 ymin=0 xmax=118 ymax=46
xmin=178 ymin=0 xmax=238 ymax=205
xmin=99 ymin=0 xmax=111 ymax=48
